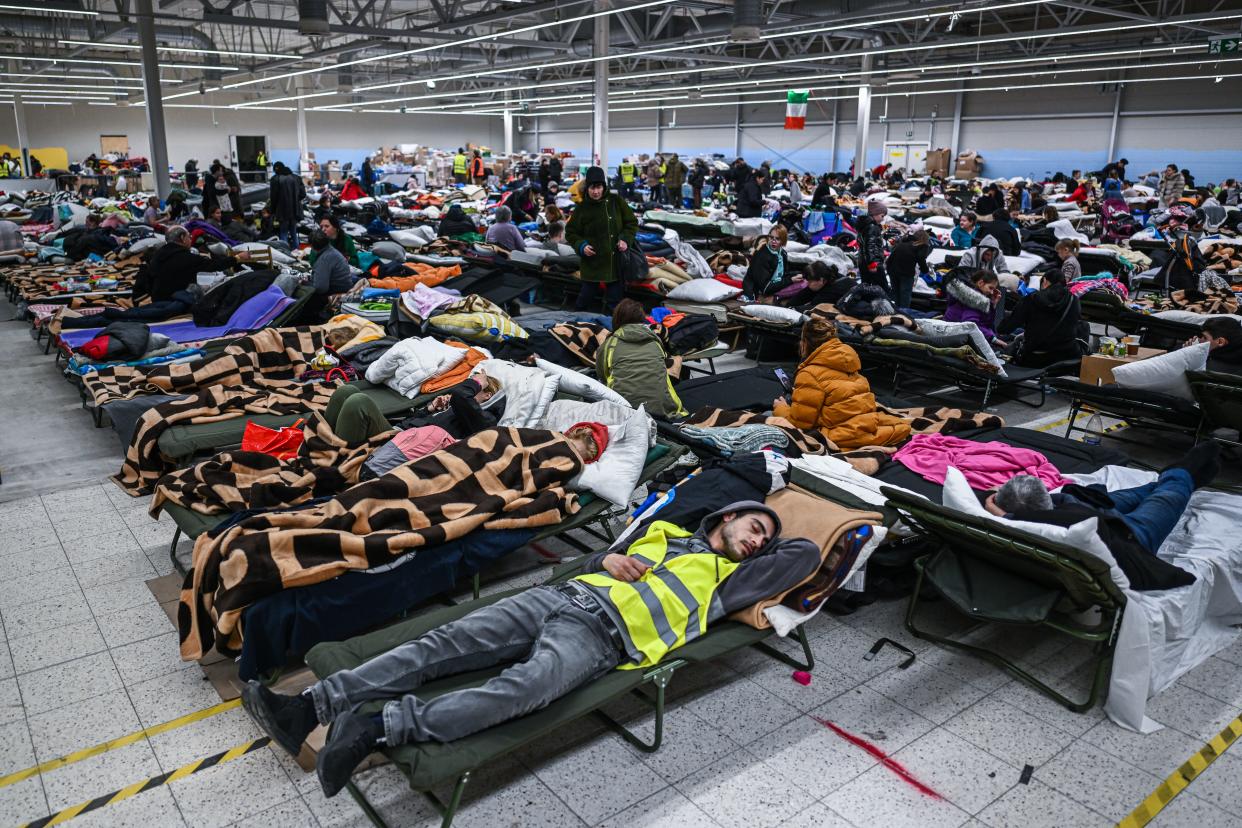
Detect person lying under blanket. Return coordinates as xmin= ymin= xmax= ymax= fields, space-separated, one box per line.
xmin=984 ymin=442 xmax=1220 ymax=590
xmin=242 ymin=500 xmax=819 ymax=797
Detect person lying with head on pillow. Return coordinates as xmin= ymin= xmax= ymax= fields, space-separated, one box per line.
xmin=242 ymin=499 xmax=818 ymax=798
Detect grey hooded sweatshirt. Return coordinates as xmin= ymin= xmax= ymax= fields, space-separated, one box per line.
xmin=956 ymin=234 xmax=1008 ymax=275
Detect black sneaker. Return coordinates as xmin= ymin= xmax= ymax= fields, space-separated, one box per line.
xmin=1163 ymin=442 xmax=1222 ymax=488
xmin=240 ymin=681 xmax=318 ymax=758
xmin=317 ymin=712 xmax=385 ymax=798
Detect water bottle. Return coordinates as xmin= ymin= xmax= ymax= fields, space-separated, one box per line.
xmin=1083 ymin=412 xmax=1103 ymax=446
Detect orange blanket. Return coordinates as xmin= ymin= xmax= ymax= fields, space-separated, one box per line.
xmin=369 ymin=262 xmax=463 ymax=291
xmin=421 ymin=342 xmax=490 ymax=393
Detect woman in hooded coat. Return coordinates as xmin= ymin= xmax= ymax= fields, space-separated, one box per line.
xmin=566 ymin=166 xmax=638 ymax=312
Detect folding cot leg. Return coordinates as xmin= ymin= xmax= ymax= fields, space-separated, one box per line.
xmin=981 ymin=379 xmax=994 ymax=408
xmin=1063 ymin=403 xmax=1081 ymax=439
xmin=595 ymin=661 xmax=677 ymax=753
xmin=168 ymin=527 xmax=184 ymax=575
xmin=751 ymin=625 xmax=815 ymax=672
xmin=471 ymin=572 xmax=481 ymax=601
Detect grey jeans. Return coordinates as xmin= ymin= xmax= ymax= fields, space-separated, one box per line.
xmin=310 ymin=587 xmax=622 ymax=744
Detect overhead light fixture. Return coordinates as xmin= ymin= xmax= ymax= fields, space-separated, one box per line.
xmin=946 ymin=12 xmax=959 ymax=32
xmin=0 ymin=3 xmax=98 ymax=14
xmin=56 ymin=39 xmax=300 ymax=60
xmin=426 ymin=79 xmax=436 ymax=89
xmin=0 ymin=53 xmax=238 ymax=71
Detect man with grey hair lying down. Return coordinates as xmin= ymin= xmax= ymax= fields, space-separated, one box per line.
xmin=981 ymin=443 xmax=1221 ymax=591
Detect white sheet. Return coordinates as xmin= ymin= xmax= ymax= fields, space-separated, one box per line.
xmin=1067 ymin=465 xmax=1242 ymax=732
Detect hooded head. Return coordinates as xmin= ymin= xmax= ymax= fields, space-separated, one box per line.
xmin=698 ymin=500 xmax=782 ymax=562
xmin=583 ymin=166 xmax=609 ymax=201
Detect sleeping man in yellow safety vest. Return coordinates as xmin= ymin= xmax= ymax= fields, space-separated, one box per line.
xmin=242 ymin=500 xmax=819 ymax=797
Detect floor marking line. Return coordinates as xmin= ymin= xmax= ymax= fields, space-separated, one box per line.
xmin=0 ymin=698 xmax=241 ymax=789
xmin=17 ymin=736 xmax=271 ymax=828
xmin=1116 ymin=714 xmax=1242 ymax=828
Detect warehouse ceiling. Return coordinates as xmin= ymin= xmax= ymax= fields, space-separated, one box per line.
xmin=1 ymin=0 xmax=1240 ymax=112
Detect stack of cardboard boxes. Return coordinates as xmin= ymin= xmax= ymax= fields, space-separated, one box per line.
xmin=925 ymin=148 xmax=951 ymax=178
xmin=954 ymin=150 xmax=984 ymax=179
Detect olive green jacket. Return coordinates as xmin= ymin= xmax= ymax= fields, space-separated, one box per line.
xmin=567 ymin=191 xmax=638 ymax=284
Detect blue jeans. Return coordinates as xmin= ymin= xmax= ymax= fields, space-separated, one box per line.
xmin=1104 ymin=468 xmax=1194 ymax=554
xmin=279 ymin=220 xmax=299 ymax=250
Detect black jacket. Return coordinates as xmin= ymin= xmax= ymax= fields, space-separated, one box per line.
xmin=269 ymin=172 xmax=306 ymax=223
xmin=1207 ymin=341 xmax=1242 ymax=375
xmin=742 ymin=245 xmax=791 ymax=297
xmin=853 ymin=215 xmax=888 ymax=289
xmin=148 ymin=243 xmax=233 ymax=302
xmin=999 ymin=283 xmax=1083 ymax=366
xmin=438 ymin=205 xmax=477 ymax=237
xmin=791 ymin=275 xmax=857 ymax=310
xmin=192 ymin=269 xmax=277 ymax=327
xmin=735 ymin=177 xmax=765 ymax=218
xmin=395 ymin=379 xmax=504 ymax=440
xmin=979 ymin=219 xmax=1021 ymax=257
xmin=811 ymin=182 xmax=835 ymax=208
xmin=886 ymin=240 xmax=930 ymax=280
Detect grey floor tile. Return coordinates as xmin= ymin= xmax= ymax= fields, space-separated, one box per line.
xmin=746 ymin=659 xmax=861 ymax=713
xmin=891 ymin=728 xmax=1020 ymax=815
xmin=812 ymin=622 xmax=922 ymax=683
xmin=613 ymin=705 xmax=741 ymax=785
xmin=919 ymin=644 xmax=1015 ymax=693
xmin=330 ymin=763 xmax=440 ymax=827
xmin=95 ymin=599 xmax=175 ymax=647
xmin=0 ymin=638 xmax=11 ymax=680
xmin=60 ymin=527 xmax=145 ymax=565
xmin=810 ymin=685 xmax=936 ymax=755
xmin=41 ymin=740 xmax=163 ymax=812
xmin=595 ymin=784 xmax=718 ymax=828
xmin=42 ymin=484 xmax=119 ymax=517
xmin=1079 ymin=718 xmax=1205 ymax=778
xmin=943 ymin=696 xmax=1079 ymax=769
xmin=27 ymin=686 xmax=141 ymax=761
xmin=683 ymin=676 xmax=802 ymax=745
xmin=232 ymin=795 xmax=318 ymax=828
xmin=977 ymin=779 xmax=1111 ymax=828
xmin=0 ymin=717 xmax=36 ymax=775
xmin=747 ymin=716 xmax=875 ymax=799
xmin=0 ymin=676 xmax=22 ymax=725
xmin=0 ymin=541 xmax=69 ymax=581
xmin=0 ymin=565 xmax=81 ymax=611
xmin=9 ymin=617 xmax=106 ymax=674
xmin=431 ymin=755 xmax=586 ymax=828
xmin=1147 ymin=791 xmax=1236 ymax=827
xmin=67 ymin=786 xmax=188 ymax=828
xmin=72 ymin=548 xmax=158 ymax=590
xmin=16 ymin=651 xmax=124 ymax=715
xmin=0 ymin=523 xmax=61 ymax=554
xmin=127 ymin=666 xmax=224 ymax=728
xmin=781 ymin=801 xmax=856 ymax=828
xmin=867 ymin=660 xmax=991 ymax=725
xmin=110 ymin=630 xmax=193 ymax=687
xmin=0 ymin=588 xmax=94 ymax=639
xmin=54 ymin=511 xmax=132 ymax=544
xmin=300 ymin=784 xmax=377 ymax=828
xmin=526 ymin=731 xmax=666 ymax=825
xmin=822 ymin=763 xmax=971 ymax=828
xmin=130 ymin=520 xmax=180 ymax=553
xmin=0 ymin=776 xmax=50 ymax=827
xmin=1034 ymin=741 xmax=1160 ymax=822
xmin=838 ymin=598 xmax=943 ymax=655
xmin=1144 ymin=682 xmax=1242 ymax=741
xmin=148 ymin=705 xmax=263 ymax=769
xmin=675 ymin=749 xmax=817 ymax=828
xmin=1182 ymin=748 xmax=1242 ymax=817
xmin=986 ymin=677 xmax=1106 ymax=738
xmin=169 ymin=748 xmax=302 ymax=828
xmin=82 ymin=578 xmax=156 ymax=617
xmin=1175 ymin=655 xmax=1242 ymax=708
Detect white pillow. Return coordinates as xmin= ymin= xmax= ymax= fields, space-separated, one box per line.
xmin=741 ymin=304 xmax=807 ymax=325
xmin=127 ymin=237 xmax=164 ymax=253
xmin=1112 ymin=342 xmax=1209 ymax=400
xmin=940 ymin=466 xmax=1130 ymax=591
xmin=389 ymin=228 xmax=428 ymax=248
xmin=481 ymin=359 xmax=559 ymax=427
xmin=234 ymin=242 xmax=294 ymax=265
xmin=535 ymin=358 xmax=631 ymax=408
xmin=666 ymin=279 xmax=742 ymax=302
xmin=540 ymin=399 xmax=654 ymax=505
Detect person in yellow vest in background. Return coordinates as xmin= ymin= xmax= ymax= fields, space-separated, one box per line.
xmin=453 ymin=148 xmax=468 ymax=184
xmin=618 ymin=157 xmax=637 ymax=201
xmin=242 ymin=498 xmax=818 ymax=798
xmin=256 ymin=149 xmax=267 ymax=170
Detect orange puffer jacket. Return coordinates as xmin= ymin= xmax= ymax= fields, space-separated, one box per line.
xmin=772 ymin=338 xmax=911 ymax=449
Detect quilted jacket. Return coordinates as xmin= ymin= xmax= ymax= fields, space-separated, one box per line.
xmin=772 ymin=338 xmax=911 ymax=450
xmin=364 ymin=336 xmax=466 ymax=398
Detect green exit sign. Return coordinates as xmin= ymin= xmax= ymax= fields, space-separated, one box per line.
xmin=1208 ymin=37 xmax=1239 ymax=54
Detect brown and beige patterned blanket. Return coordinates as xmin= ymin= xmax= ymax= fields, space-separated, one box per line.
xmin=178 ymin=426 xmax=583 ymax=660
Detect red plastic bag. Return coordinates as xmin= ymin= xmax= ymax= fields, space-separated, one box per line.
xmin=241 ymin=418 xmax=306 ymax=461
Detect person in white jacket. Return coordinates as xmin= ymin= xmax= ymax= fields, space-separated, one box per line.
xmin=364 ymin=337 xmax=469 ymax=398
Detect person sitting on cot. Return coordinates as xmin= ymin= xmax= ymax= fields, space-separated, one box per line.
xmin=983 ymin=442 xmax=1219 ymax=589
xmin=780 ymin=261 xmax=856 ymax=311
xmin=242 ymin=499 xmax=819 ymax=797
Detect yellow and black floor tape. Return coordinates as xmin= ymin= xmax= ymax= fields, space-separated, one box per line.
xmin=18 ymin=736 xmax=271 ymax=828
xmin=1117 ymin=714 xmax=1242 ymax=828
xmin=0 ymin=698 xmax=241 ymax=790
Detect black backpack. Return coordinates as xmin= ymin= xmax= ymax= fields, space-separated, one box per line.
xmin=661 ymin=313 xmax=718 ymax=355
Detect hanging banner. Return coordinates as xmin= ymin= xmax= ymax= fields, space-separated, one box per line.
xmin=785 ymin=90 xmax=809 ymax=130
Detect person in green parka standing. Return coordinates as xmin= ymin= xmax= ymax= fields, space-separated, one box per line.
xmin=566 ymin=166 xmax=638 ymax=312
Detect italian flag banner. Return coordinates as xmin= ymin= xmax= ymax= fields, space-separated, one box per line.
xmin=785 ymin=90 xmax=808 ymax=130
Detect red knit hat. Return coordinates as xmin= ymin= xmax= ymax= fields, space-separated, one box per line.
xmin=568 ymin=421 xmax=609 ymax=463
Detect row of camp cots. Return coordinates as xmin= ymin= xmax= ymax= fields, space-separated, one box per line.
xmin=2 ymin=168 xmax=1242 ymax=822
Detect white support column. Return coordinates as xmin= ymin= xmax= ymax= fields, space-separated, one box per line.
xmin=655 ymin=108 xmax=662 ymax=153
xmin=733 ymin=104 xmax=742 ymax=159
xmin=503 ymin=103 xmax=515 ymax=156
xmin=591 ymin=0 xmax=610 ymax=167
xmin=1106 ymin=82 xmax=1123 ymax=163
xmin=296 ymin=97 xmax=310 ymax=177
xmin=11 ymin=94 xmax=29 ymax=177
xmin=136 ymin=0 xmax=171 ymax=198
xmin=829 ymin=98 xmax=839 ymax=171
xmin=949 ymin=87 xmax=964 ymax=159
xmin=852 ymin=55 xmax=872 ymax=177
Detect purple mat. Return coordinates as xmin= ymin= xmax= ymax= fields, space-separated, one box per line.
xmin=61 ymin=284 xmax=294 ymax=349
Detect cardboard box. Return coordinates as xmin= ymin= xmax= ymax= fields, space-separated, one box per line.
xmin=925 ymin=148 xmax=950 ymax=178
xmin=1078 ymin=347 xmax=1165 ymax=386
xmin=954 ymin=149 xmax=983 ymax=178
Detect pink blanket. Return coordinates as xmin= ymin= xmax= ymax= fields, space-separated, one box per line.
xmin=892 ymin=433 xmax=1067 ymax=491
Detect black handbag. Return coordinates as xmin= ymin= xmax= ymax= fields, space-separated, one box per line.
xmin=615 ymin=244 xmax=650 ymax=282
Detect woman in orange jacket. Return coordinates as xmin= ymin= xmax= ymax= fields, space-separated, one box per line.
xmin=772 ymin=318 xmax=911 ymax=450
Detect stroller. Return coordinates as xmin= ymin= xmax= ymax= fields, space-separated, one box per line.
xmin=1099 ymin=198 xmax=1139 ymax=245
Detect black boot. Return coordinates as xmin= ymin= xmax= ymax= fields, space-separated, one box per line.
xmin=1163 ymin=441 xmax=1221 ymax=488
xmin=240 ymin=681 xmax=318 ymax=758
xmin=317 ymin=712 xmax=386 ymax=798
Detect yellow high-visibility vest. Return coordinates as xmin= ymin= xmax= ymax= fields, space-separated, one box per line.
xmin=453 ymin=154 xmax=468 ymax=175
xmin=619 ymin=162 xmax=636 ymax=183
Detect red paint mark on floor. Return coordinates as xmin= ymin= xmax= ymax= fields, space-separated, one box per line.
xmin=814 ymin=717 xmax=943 ymax=800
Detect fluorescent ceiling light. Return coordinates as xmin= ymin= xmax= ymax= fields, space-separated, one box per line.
xmin=56 ymin=39 xmax=300 ymax=59
xmin=0 ymin=81 xmax=142 ymax=91
xmin=223 ymin=0 xmax=684 ymax=91
xmin=0 ymin=54 xmax=238 ymax=71
xmin=0 ymin=71 xmax=166 ymax=83
xmin=0 ymin=3 xmax=97 ymax=14
xmin=763 ymin=0 xmax=1057 ymax=40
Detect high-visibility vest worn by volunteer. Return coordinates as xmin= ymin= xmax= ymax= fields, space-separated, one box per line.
xmin=453 ymin=153 xmax=468 ymax=176
xmin=619 ymin=161 xmax=636 ymax=183
xmin=574 ymin=521 xmax=737 ymax=669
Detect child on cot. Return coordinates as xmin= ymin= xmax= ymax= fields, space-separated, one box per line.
xmin=241 ymin=499 xmax=819 ymax=798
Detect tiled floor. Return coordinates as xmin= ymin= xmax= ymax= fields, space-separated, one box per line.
xmin=2 ymin=306 xmax=1242 ymax=827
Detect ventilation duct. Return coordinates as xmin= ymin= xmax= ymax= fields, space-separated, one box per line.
xmin=298 ymin=0 xmax=330 ymax=35
xmin=731 ymin=0 xmax=762 ymax=42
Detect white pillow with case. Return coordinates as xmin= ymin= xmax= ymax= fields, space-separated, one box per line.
xmin=666 ymin=279 xmax=742 ymax=302
xmin=741 ymin=304 xmax=806 ymax=325
xmin=1112 ymin=342 xmax=1209 ymax=400
xmin=540 ymin=399 xmax=654 ymax=505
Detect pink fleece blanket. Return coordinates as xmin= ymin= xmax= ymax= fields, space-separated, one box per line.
xmin=892 ymin=433 xmax=1067 ymax=491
